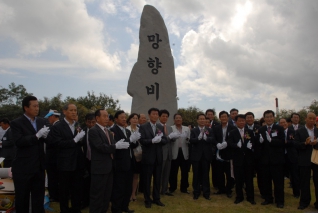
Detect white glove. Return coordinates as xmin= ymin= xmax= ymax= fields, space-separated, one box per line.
xmin=115 ymin=140 xmax=129 ymax=149
xmin=157 ymin=132 xmax=163 ymax=137
xmin=74 ymin=131 xmax=85 ymax=143
xmin=130 ymin=131 xmax=141 ymax=143
xmin=203 ymin=133 xmax=207 ymax=141
xmin=222 ymin=141 xmax=227 ymax=149
xmin=259 ymin=134 xmax=264 ymax=143
xmin=247 ymin=141 xmax=252 ymax=149
xmin=216 ymin=143 xmax=223 ymax=150
xmin=198 ymin=132 xmax=203 ymax=140
xmin=169 ymin=131 xmax=181 ymax=139
xmin=152 ymin=135 xmax=162 ymax=143
xmin=36 ymin=126 xmax=50 ymax=139
xmin=237 ymin=139 xmax=242 ymax=148
xmin=266 ymin=131 xmax=272 ymax=142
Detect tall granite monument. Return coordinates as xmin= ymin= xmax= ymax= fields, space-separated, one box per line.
xmin=127 ymin=5 xmax=178 ymax=125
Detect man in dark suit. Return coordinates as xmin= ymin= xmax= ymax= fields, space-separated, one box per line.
xmin=228 ymin=114 xmax=256 ymax=205
xmin=190 ymin=113 xmax=215 ymax=200
xmin=89 ymin=109 xmax=129 ymax=213
xmin=279 ymin=118 xmax=300 ymax=198
xmin=290 ymin=113 xmax=302 ymax=131
xmin=257 ymin=110 xmax=285 ymax=208
xmin=50 ymin=103 xmax=86 ymax=213
xmin=228 ymin=108 xmax=239 ymax=127
xmin=139 ymin=107 xmax=168 ymax=208
xmin=294 ymin=112 xmax=318 ymax=210
xmin=110 ymin=110 xmax=140 ymax=213
xmin=0 ymin=118 xmax=16 ymax=168
xmin=213 ymin=111 xmax=235 ymax=198
xmin=11 ymin=96 xmax=50 ymax=213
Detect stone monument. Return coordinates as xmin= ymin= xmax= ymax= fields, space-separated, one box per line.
xmin=127 ymin=5 xmax=178 ymax=125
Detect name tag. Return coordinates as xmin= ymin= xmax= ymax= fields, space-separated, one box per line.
xmin=272 ymin=132 xmax=277 ymax=137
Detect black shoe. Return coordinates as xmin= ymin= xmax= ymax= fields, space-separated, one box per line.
xmin=261 ymin=200 xmax=273 ymax=205
xmin=294 ymin=195 xmax=300 ymax=198
xmin=204 ymin=196 xmax=211 ymax=200
xmin=277 ymin=203 xmax=284 ymax=208
xmin=214 ymin=191 xmax=225 ymax=195
xmin=154 ymin=200 xmax=165 ymax=206
xmin=234 ymin=199 xmax=243 ymax=204
xmin=297 ymin=205 xmax=307 ymax=210
xmin=181 ymin=190 xmax=190 ymax=194
xmin=145 ymin=202 xmax=151 ymax=208
xmin=226 ymin=193 xmax=232 ymax=198
xmin=193 ymin=195 xmax=199 ymax=200
xmin=247 ymin=199 xmax=256 ymax=205
xmin=122 ymin=209 xmax=135 ymax=213
xmin=165 ymin=192 xmax=174 ymax=196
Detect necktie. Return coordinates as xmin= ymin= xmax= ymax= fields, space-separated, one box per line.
xmin=164 ymin=124 xmax=167 ymax=135
xmin=122 ymin=127 xmax=127 ymax=138
xmin=294 ymin=125 xmax=298 ymax=130
xmin=152 ymin=124 xmax=156 ymax=135
xmin=267 ymin=126 xmax=271 ymax=134
xmin=240 ymin=129 xmax=244 ymax=142
xmin=86 ymin=130 xmax=91 ymax=160
xmin=284 ymin=129 xmax=287 ymax=141
xmin=104 ymin=127 xmax=113 ymax=159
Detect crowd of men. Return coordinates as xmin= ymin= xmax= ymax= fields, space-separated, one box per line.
xmin=1 ymin=95 xmax=318 ymax=213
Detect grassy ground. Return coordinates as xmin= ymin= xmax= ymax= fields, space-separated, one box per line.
xmin=49 ymin=170 xmax=318 ymax=213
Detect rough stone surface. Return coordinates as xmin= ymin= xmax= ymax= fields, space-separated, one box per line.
xmin=127 ymin=5 xmax=177 ymax=125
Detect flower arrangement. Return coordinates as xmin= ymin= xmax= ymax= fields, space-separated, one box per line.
xmin=156 ymin=128 xmax=162 ymax=135
xmin=75 ymin=123 xmax=82 ymax=133
xmin=289 ymin=134 xmax=294 ymax=140
xmin=205 ymin=130 xmax=209 ymax=135
xmin=244 ymin=132 xmax=251 ymax=140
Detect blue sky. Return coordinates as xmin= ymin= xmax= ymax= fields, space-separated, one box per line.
xmin=1 ymin=0 xmax=317 ymax=118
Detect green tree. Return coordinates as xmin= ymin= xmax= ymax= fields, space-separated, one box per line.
xmin=178 ymin=106 xmax=204 ymax=127
xmin=307 ymin=100 xmax=318 ymax=115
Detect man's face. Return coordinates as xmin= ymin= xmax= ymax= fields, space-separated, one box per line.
xmin=205 ymin=119 xmax=210 ymax=127
xmin=206 ymin=112 xmax=214 ymax=121
xmin=96 ymin=110 xmax=109 ymax=127
xmin=159 ymin=113 xmax=169 ymax=124
xmin=108 ymin=120 xmax=114 ymax=126
xmin=305 ymin=113 xmax=316 ymax=128
xmin=236 ymin=117 xmax=246 ymax=129
xmin=139 ymin=114 xmax=147 ymax=125
xmin=0 ymin=122 xmax=9 ymax=130
xmin=24 ymin=100 xmax=39 ymax=118
xmin=219 ymin=113 xmax=229 ymax=125
xmin=264 ymin=112 xmax=275 ymax=126
xmin=115 ymin=113 xmax=127 ymax=127
xmin=291 ymin=114 xmax=300 ymax=125
xmin=149 ymin=110 xmax=159 ymax=123
xmin=174 ymin=115 xmax=182 ymax=126
xmin=246 ymin=115 xmax=254 ymax=125
xmin=279 ymin=119 xmax=288 ymax=130
xmin=197 ymin=115 xmax=206 ymax=127
xmin=63 ymin=104 xmax=77 ymax=121
xmin=85 ymin=119 xmax=96 ymax=129
xmin=47 ymin=116 xmax=55 ymax=125
xmin=230 ymin=110 xmax=238 ymax=120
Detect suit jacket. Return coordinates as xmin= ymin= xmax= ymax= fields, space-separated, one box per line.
xmin=0 ymin=127 xmax=16 ymax=161
xmin=110 ymin=124 xmax=138 ymax=172
xmin=228 ymin=128 xmax=255 ymax=166
xmin=159 ymin=123 xmax=173 ymax=161
xmin=89 ymin=124 xmax=116 ymax=174
xmin=139 ymin=122 xmax=168 ymax=165
xmin=245 ymin=124 xmax=261 ymax=159
xmin=171 ymin=125 xmax=190 ymax=160
xmin=45 ymin=120 xmax=60 ymax=166
xmin=285 ymin=127 xmax=298 ymax=164
xmin=228 ymin=119 xmax=236 ymax=127
xmin=11 ymin=115 xmax=46 ymax=174
xmin=256 ymin=124 xmax=285 ymax=165
xmin=50 ymin=119 xmax=85 ymax=171
xmin=189 ymin=126 xmax=215 ymax=162
xmin=210 ymin=120 xmax=220 ymax=128
xmin=213 ymin=123 xmax=235 ymax=160
xmin=82 ymin=126 xmax=89 ymax=160
xmin=294 ymin=126 xmax=318 ymax=167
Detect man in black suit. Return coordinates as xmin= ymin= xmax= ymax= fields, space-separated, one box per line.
xmin=228 ymin=114 xmax=255 ymax=205
xmin=290 ymin=113 xmax=302 ymax=131
xmin=257 ymin=110 xmax=285 ymax=208
xmin=110 ymin=110 xmax=140 ymax=213
xmin=0 ymin=118 xmax=16 ymax=168
xmin=213 ymin=111 xmax=235 ymax=198
xmin=139 ymin=107 xmax=168 ymax=208
xmin=228 ymin=108 xmax=238 ymax=127
xmin=205 ymin=109 xmax=220 ymax=128
xmin=81 ymin=113 xmax=96 ymax=209
xmin=11 ymin=96 xmax=50 ymax=213
xmin=294 ymin=112 xmax=318 ymax=210
xmin=190 ymin=113 xmax=215 ymax=200
xmin=279 ymin=118 xmax=300 ymax=198
xmin=50 ymin=103 xmax=86 ymax=213
xmin=44 ymin=110 xmax=61 ymax=202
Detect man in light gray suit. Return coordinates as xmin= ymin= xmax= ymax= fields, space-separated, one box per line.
xmin=158 ymin=109 xmax=180 ymax=196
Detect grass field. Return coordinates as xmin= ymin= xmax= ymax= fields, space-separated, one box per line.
xmin=49 ymin=170 xmax=318 ymax=213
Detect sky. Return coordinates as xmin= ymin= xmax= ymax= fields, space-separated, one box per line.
xmin=0 ymin=0 xmax=317 ymax=118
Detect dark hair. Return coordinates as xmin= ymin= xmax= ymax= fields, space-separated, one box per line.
xmin=263 ymin=110 xmax=275 ymax=117
xmin=0 ymin=118 xmax=10 ymax=125
xmin=245 ymin=112 xmax=255 ymax=118
xmin=173 ymin=113 xmax=182 ymax=119
xmin=235 ymin=114 xmax=246 ymax=121
xmin=290 ymin=113 xmax=300 ymax=119
xmin=62 ymin=103 xmax=76 ymax=111
xmin=205 ymin=109 xmax=215 ymax=115
xmin=259 ymin=118 xmax=265 ymax=126
xmin=279 ymin=118 xmax=287 ymax=122
xmin=197 ymin=113 xmax=206 ymax=119
xmin=286 ymin=117 xmax=291 ymax=123
xmin=114 ymin=110 xmax=125 ymax=119
xmin=230 ymin=108 xmax=239 ymax=113
xmin=148 ymin=107 xmax=159 ymax=115
xmin=94 ymin=109 xmax=104 ymax=118
xmin=85 ymin=113 xmax=95 ymax=121
xmin=159 ymin=109 xmax=170 ymax=117
xmin=219 ymin=111 xmax=229 ymax=118
xmin=22 ymin=96 xmax=37 ymax=112
xmin=127 ymin=113 xmax=140 ymax=125
xmin=108 ymin=114 xmax=114 ymax=121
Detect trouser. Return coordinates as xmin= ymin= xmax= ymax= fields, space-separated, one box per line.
xmin=169 ymin=148 xmax=190 ymax=192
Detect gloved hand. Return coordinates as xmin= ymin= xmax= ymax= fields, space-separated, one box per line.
xmin=198 ymin=132 xmax=203 ymax=140
xmin=266 ymin=131 xmax=272 ymax=142
xmin=259 ymin=134 xmax=264 ymax=143
xmin=203 ymin=133 xmax=207 ymax=141
xmin=221 ymin=141 xmax=227 ymax=149
xmin=74 ymin=130 xmax=85 ymax=143
xmin=157 ymin=132 xmax=163 ymax=137
xmin=216 ymin=143 xmax=223 ymax=150
xmin=115 ymin=140 xmax=129 ymax=149
xmin=36 ymin=125 xmax=50 ymax=139
xmin=130 ymin=131 xmax=141 ymax=143
xmin=247 ymin=141 xmax=252 ymax=149
xmin=169 ymin=131 xmax=181 ymax=139
xmin=152 ymin=135 xmax=162 ymax=143
xmin=237 ymin=139 xmax=242 ymax=148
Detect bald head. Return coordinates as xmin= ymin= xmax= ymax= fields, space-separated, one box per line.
xmin=305 ymin=112 xmax=317 ymax=128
